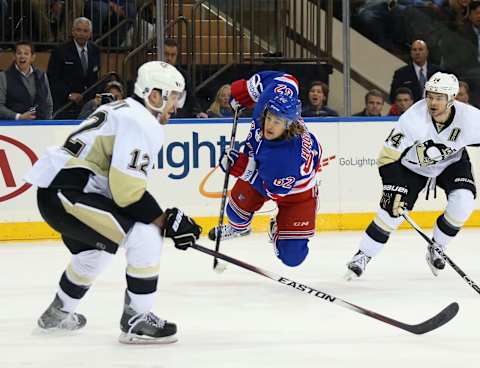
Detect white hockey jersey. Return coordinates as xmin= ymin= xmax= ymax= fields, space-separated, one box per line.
xmin=24 ymin=97 xmax=164 ymax=208
xmin=378 ymin=99 xmax=480 ymax=178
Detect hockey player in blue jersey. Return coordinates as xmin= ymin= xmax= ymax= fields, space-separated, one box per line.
xmin=208 ymin=71 xmax=322 ymax=267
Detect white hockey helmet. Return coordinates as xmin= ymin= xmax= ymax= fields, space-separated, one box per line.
xmin=134 ymin=61 xmax=186 ymax=115
xmin=424 ymin=72 xmax=459 ymax=107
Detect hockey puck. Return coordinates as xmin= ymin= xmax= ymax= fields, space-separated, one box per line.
xmin=214 ymin=262 xmax=227 ymax=273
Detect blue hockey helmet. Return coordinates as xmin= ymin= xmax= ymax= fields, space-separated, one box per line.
xmin=264 ymin=94 xmax=302 ymax=126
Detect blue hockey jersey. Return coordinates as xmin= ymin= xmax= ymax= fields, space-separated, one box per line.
xmin=231 ymin=71 xmax=322 ymax=199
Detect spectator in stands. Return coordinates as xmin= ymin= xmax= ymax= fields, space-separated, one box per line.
xmin=353 ymin=1 xmax=397 ymax=51
xmin=353 ymin=89 xmax=385 ymax=116
xmin=399 ymin=1 xmax=471 ymax=68
xmin=388 ymin=87 xmax=414 ymax=116
xmin=0 ymin=1 xmax=6 ymax=42
xmin=32 ymin=1 xmax=84 ymax=42
xmin=0 ymin=1 xmax=7 ymax=23
xmin=455 ymin=1 xmax=480 ymax=105
xmin=207 ymin=84 xmax=233 ymax=118
xmin=47 ymin=17 xmax=100 ymax=119
xmin=0 ymin=42 xmax=53 ymax=120
xmin=301 ymin=81 xmax=338 ymax=117
xmin=456 ymin=80 xmax=471 ymax=103
xmin=445 ymin=0 xmax=472 ymax=28
xmin=389 ymin=40 xmax=441 ymax=102
xmin=459 ymin=1 xmax=480 ymax=65
xmin=352 ymin=0 xmax=443 ymax=52
xmin=84 ymin=0 xmax=136 ymax=46
xmin=163 ymin=38 xmax=208 ymax=118
xmin=78 ymin=80 xmax=124 ymax=119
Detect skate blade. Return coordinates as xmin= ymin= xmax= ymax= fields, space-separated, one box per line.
xmin=32 ymin=325 xmax=83 ymax=336
xmin=344 ymin=269 xmax=359 ymax=281
xmin=118 ymin=332 xmax=178 ymax=345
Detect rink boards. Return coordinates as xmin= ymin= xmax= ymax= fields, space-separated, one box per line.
xmin=1 ymin=117 xmax=480 ymax=240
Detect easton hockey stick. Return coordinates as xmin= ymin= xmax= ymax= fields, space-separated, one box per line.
xmin=192 ymin=242 xmax=459 ymax=335
xmin=402 ymin=212 xmax=480 ymax=295
xmin=213 ymin=107 xmax=241 ymax=272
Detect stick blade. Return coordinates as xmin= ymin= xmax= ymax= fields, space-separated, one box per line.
xmin=404 ymin=302 xmax=459 ymax=335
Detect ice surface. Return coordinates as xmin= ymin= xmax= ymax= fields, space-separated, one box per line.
xmin=1 ymin=229 xmax=479 ymax=368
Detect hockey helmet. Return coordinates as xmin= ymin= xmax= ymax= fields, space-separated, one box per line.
xmin=134 ymin=61 xmax=186 ymax=115
xmin=424 ymin=72 xmax=459 ymax=107
xmin=264 ymin=93 xmax=301 ymax=127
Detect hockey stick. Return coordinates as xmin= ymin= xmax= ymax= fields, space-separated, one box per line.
xmin=213 ymin=107 xmax=241 ymax=272
xmin=192 ymin=242 xmax=459 ymax=335
xmin=402 ymin=212 xmax=480 ymax=295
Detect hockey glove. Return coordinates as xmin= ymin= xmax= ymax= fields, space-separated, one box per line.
xmin=380 ymin=184 xmax=408 ymax=217
xmin=219 ymin=149 xmax=257 ymax=182
xmin=164 ymin=208 xmax=202 ymax=250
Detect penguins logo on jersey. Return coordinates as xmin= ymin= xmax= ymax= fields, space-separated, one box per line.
xmin=415 ymin=140 xmax=456 ymax=166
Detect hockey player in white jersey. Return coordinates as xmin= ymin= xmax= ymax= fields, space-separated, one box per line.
xmin=346 ymin=72 xmax=480 ymax=279
xmin=24 ymin=61 xmax=201 ymax=344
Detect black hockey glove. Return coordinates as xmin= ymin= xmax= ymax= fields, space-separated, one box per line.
xmin=163 ymin=208 xmax=202 ymax=250
xmin=380 ymin=184 xmax=408 ymax=217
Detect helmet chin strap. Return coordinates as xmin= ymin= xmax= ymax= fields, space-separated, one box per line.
xmin=144 ymin=91 xmax=165 ymax=118
xmin=446 ymin=96 xmax=455 ymax=109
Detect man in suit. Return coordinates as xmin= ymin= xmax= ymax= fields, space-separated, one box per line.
xmin=48 ymin=17 xmax=100 ymax=119
xmin=389 ymin=40 xmax=441 ymax=103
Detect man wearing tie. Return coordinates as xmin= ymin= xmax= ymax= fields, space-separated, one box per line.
xmin=47 ymin=17 xmax=101 ymax=119
xmin=389 ymin=40 xmax=441 ymax=103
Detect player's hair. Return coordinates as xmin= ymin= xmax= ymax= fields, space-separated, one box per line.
xmin=261 ymin=109 xmax=306 ymax=140
xmin=284 ymin=120 xmax=307 ymax=139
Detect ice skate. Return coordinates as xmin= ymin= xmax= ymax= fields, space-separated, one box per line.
xmin=208 ymin=224 xmax=251 ymax=241
xmin=37 ymin=294 xmax=86 ymax=331
xmin=119 ymin=293 xmax=177 ymax=344
xmin=426 ymin=242 xmax=446 ymax=277
xmin=345 ymin=250 xmax=371 ymax=280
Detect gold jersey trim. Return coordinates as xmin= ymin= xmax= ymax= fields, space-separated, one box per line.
xmin=65 ymin=135 xmax=115 ymax=177
xmin=126 ymin=264 xmax=161 ymax=278
xmin=378 ymin=146 xmax=402 ymax=167
xmin=58 ymin=191 xmax=126 ymax=244
xmin=66 ymin=262 xmax=94 ymax=286
xmin=109 ymin=166 xmax=146 ymax=207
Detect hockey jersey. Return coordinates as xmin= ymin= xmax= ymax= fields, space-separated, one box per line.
xmin=231 ymin=71 xmax=321 ymax=199
xmin=24 ymin=97 xmax=163 ymax=209
xmin=379 ymin=99 xmax=480 ymax=178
